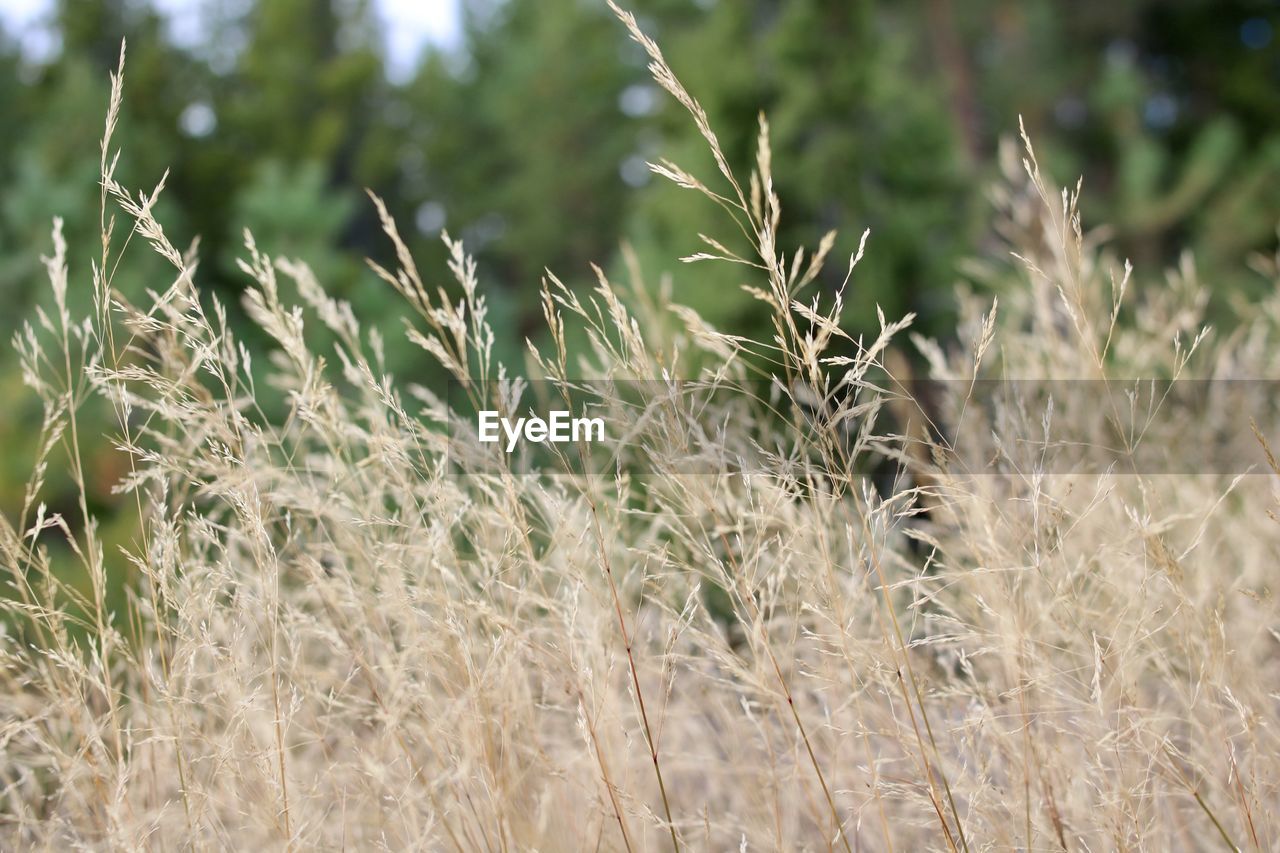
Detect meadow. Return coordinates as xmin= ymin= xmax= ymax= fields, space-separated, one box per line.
xmin=1 ymin=5 xmax=1278 ymax=849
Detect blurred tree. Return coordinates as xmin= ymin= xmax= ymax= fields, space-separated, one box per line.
xmin=0 ymin=0 xmax=202 ymax=612
xmin=956 ymin=0 xmax=1280 ymax=302
xmin=625 ymin=0 xmax=972 ymax=339
xmin=0 ymin=0 xmax=410 ymax=536
xmin=0 ymin=33 xmax=23 ymax=189
xmin=2 ymin=0 xmax=196 ymax=327
xmin=0 ymin=0 xmax=198 ymax=522
xmin=403 ymin=0 xmax=644 ymax=354
xmin=209 ymin=0 xmax=418 ymax=375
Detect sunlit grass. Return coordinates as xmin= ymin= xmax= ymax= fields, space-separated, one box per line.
xmin=2 ymin=9 xmax=1278 ymax=850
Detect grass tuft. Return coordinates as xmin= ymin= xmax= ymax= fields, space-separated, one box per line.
xmin=2 ymin=10 xmax=1278 ymax=850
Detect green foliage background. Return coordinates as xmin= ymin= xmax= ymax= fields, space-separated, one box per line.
xmin=1 ymin=0 xmax=1278 ymax=552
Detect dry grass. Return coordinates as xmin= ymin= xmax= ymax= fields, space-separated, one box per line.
xmin=2 ymin=9 xmax=1278 ymax=850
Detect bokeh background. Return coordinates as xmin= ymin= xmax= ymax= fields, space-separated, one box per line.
xmin=0 ymin=0 xmax=1278 ymax=558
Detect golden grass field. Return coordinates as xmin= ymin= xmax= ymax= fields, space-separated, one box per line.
xmin=2 ymin=6 xmax=1278 ymax=849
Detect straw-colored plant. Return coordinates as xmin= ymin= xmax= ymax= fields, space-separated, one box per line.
xmin=1 ymin=7 xmax=1277 ymax=850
